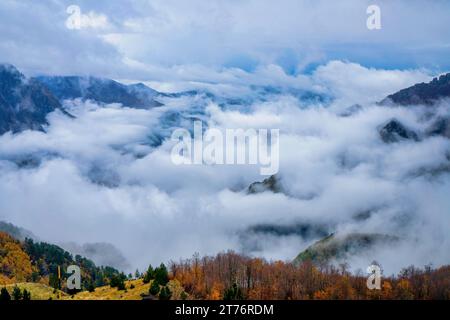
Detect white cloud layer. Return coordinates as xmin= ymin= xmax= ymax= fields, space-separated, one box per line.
xmin=0 ymin=61 xmax=449 ymax=273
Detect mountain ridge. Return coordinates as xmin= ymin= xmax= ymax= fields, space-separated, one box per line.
xmin=0 ymin=63 xmax=166 ymax=135
xmin=0 ymin=64 xmax=64 ymax=134
xmin=35 ymin=75 xmax=163 ymax=109
xmin=381 ymin=72 xmax=450 ymax=106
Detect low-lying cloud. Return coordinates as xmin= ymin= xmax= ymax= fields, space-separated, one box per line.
xmin=0 ymin=61 xmax=449 ymax=274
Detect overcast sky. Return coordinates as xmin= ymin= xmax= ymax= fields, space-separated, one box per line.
xmin=1 ymin=0 xmax=450 ymax=83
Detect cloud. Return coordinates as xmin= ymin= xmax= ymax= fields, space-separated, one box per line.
xmin=0 ymin=61 xmax=449 ymax=273
xmin=311 ymin=60 xmax=431 ymax=106
xmin=1 ymin=0 xmax=450 ymax=80
xmin=0 ymin=0 xmax=123 ymax=77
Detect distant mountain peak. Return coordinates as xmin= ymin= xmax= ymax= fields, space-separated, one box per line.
xmin=35 ymin=75 xmax=163 ymax=109
xmin=379 ymin=119 xmax=419 ymax=143
xmin=0 ymin=63 xmax=165 ymax=135
xmin=0 ymin=63 xmax=25 ymax=89
xmin=381 ymin=72 xmax=450 ymax=106
xmin=0 ymin=64 xmax=64 ymax=134
xmin=293 ymin=233 xmax=399 ymax=266
xmin=0 ymin=63 xmax=22 ymax=74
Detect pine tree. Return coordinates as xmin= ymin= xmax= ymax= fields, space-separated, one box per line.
xmin=12 ymin=286 xmax=23 ymax=300
xmin=143 ymin=264 xmax=154 ymax=284
xmin=117 ymin=280 xmax=126 ymax=291
xmin=87 ymin=282 xmax=95 ymax=292
xmin=49 ymin=273 xmax=60 ymax=290
xmin=22 ymin=289 xmax=31 ymax=300
xmin=223 ymin=283 xmax=244 ymax=300
xmin=154 ymin=263 xmax=169 ymax=286
xmin=149 ymin=280 xmax=160 ymax=296
xmin=110 ymin=274 xmax=126 ymax=290
xmin=159 ymin=286 xmax=172 ymax=300
xmin=0 ymin=287 xmax=11 ymax=301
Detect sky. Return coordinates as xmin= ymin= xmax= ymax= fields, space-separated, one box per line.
xmin=0 ymin=0 xmax=450 ymax=85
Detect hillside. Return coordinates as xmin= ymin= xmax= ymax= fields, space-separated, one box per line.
xmin=0 ymin=232 xmax=33 ymax=284
xmin=0 ymin=221 xmax=37 ymax=241
xmin=70 ymin=278 xmax=185 ymax=300
xmin=170 ymin=251 xmax=450 ymax=300
xmin=2 ymin=236 xmax=450 ymax=300
xmin=0 ymin=231 xmax=122 ymax=291
xmin=3 ymin=282 xmax=67 ymax=300
xmin=0 ymin=230 xmax=185 ymax=300
xmin=293 ymin=233 xmax=399 ymax=266
xmin=71 ymin=279 xmax=152 ymax=300
xmin=1 ymin=278 xmax=186 ymax=300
